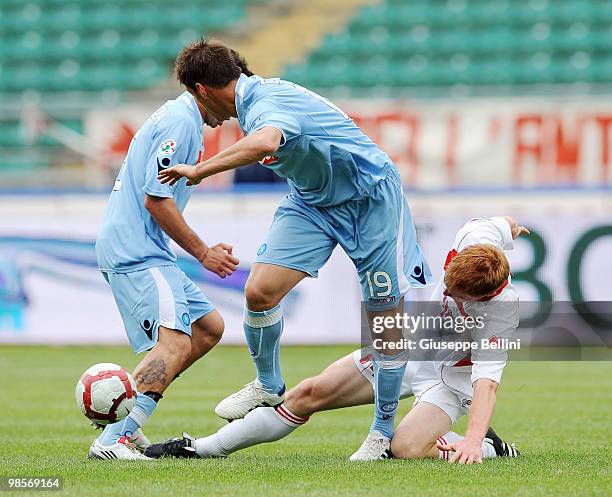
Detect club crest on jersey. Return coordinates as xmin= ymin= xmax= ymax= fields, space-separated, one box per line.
xmin=159 ymin=139 xmax=176 ymax=156
xmin=259 ymin=155 xmax=278 ymax=165
xmin=182 ymin=313 xmax=191 ymax=327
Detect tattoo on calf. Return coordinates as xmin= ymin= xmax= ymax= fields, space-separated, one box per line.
xmin=135 ymin=359 xmax=168 ymax=387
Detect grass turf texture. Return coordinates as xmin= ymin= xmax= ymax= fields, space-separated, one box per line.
xmin=1 ymin=345 xmax=610 ymax=497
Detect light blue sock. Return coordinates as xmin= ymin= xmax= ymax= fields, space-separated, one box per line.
xmin=370 ymin=356 xmax=407 ymax=439
xmin=98 ymin=393 xmax=157 ymax=446
xmin=243 ymin=304 xmax=285 ymax=395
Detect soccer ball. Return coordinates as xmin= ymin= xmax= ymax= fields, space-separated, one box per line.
xmin=75 ymin=363 xmax=137 ymax=426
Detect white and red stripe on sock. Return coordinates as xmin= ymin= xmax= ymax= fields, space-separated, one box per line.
xmin=274 ymin=404 xmax=309 ymax=428
xmin=437 ymin=435 xmax=451 ymax=460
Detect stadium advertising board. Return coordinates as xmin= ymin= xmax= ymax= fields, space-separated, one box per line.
xmin=0 ymin=196 xmax=609 ymax=345
xmin=87 ymin=98 xmax=612 ymax=189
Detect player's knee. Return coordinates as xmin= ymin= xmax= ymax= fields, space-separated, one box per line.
xmin=161 ymin=330 xmax=192 ymax=365
xmin=287 ymin=376 xmax=331 ymax=414
xmin=202 ymin=312 xmax=224 ymax=344
xmin=244 ymin=281 xmax=280 ymax=311
xmin=308 ymin=376 xmax=336 ymax=410
xmin=390 ymin=436 xmax=428 ymax=459
xmin=286 ymin=379 xmax=314 ymax=413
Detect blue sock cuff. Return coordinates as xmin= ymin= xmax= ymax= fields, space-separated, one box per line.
xmin=375 ymin=353 xmax=408 ymax=370
xmin=245 ymin=304 xmax=282 ymax=328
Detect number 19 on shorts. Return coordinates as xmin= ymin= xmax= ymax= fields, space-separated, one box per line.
xmin=366 ymin=271 xmax=392 ymax=298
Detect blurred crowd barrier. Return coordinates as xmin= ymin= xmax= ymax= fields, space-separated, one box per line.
xmin=85 ymin=96 xmax=612 ymax=189
xmin=0 ymin=192 xmax=610 ymax=345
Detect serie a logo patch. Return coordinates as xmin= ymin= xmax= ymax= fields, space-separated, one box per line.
xmin=159 ymin=139 xmax=177 ymax=156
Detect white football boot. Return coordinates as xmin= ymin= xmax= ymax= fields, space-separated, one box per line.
xmin=88 ymin=436 xmax=151 ymax=460
xmin=349 ymin=431 xmax=393 ymax=461
xmin=215 ymin=379 xmax=284 ymax=420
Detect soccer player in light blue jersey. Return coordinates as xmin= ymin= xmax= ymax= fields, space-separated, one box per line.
xmin=160 ymin=39 xmax=433 ymax=460
xmin=89 ymin=52 xmax=250 ymax=460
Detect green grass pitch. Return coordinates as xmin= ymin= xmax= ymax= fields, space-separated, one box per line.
xmin=1 ymin=345 xmax=611 ymax=497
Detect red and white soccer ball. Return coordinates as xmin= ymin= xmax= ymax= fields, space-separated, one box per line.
xmin=75 ymin=363 xmax=137 ymax=426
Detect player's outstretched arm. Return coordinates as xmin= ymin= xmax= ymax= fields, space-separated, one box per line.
xmin=158 ymin=127 xmax=283 ymax=186
xmin=437 ymin=378 xmax=498 ymax=464
xmin=144 ymin=194 xmax=239 ymax=278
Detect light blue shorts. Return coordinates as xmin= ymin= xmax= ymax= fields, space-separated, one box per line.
xmin=255 ymin=168 xmax=432 ymax=310
xmin=102 ymin=264 xmax=215 ymax=353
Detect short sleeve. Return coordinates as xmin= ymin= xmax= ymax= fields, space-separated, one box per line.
xmin=471 ymin=361 xmax=507 ymax=386
xmin=489 ymin=217 xmax=514 ymax=249
xmin=244 ymin=102 xmax=301 ymax=147
xmin=143 ymin=118 xmax=193 ymax=198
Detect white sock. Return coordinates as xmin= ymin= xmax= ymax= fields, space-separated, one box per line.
xmin=194 ymin=405 xmax=307 ymax=458
xmin=437 ymin=431 xmax=497 ymax=460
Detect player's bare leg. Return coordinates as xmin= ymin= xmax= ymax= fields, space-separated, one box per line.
xmin=89 ymin=326 xmax=191 ymax=460
xmin=146 ymin=354 xmax=375 ymax=458
xmin=391 ymin=402 xmax=452 ymax=459
xmin=179 ymin=310 xmax=224 ymax=373
xmin=283 ymin=354 xmax=375 ymax=417
xmin=131 ymin=326 xmax=192 ymax=394
xmin=392 ymin=402 xmax=518 ymax=460
xmin=244 ymin=263 xmax=307 ymax=311
xmin=94 ymin=314 xmax=224 ymax=458
xmin=215 ymin=263 xmax=307 ymax=420
xmin=129 ymin=313 xmax=223 ymax=451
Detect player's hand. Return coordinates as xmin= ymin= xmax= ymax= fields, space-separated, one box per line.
xmin=201 ymin=243 xmax=239 ymax=278
xmin=158 ymin=164 xmax=202 ymax=186
xmin=503 ymin=216 xmax=530 ymax=239
xmin=437 ymin=438 xmax=483 ymax=465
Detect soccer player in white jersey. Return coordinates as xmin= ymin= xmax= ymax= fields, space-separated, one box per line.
xmin=159 ymin=39 xmax=433 ymax=459
xmin=88 ymin=52 xmax=252 ymax=460
xmin=146 ymin=216 xmax=526 ymax=463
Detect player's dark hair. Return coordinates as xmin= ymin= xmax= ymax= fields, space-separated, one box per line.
xmin=175 ymin=38 xmax=250 ymax=90
xmin=231 ymin=49 xmax=253 ymax=77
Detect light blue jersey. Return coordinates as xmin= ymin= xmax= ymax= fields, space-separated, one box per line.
xmin=235 ymin=74 xmax=394 ymax=207
xmin=234 ymin=74 xmax=432 ymax=308
xmin=96 ymin=92 xmax=204 ymax=273
xmin=96 ymin=92 xmax=214 ymax=353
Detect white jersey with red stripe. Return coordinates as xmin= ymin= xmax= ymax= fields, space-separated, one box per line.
xmin=428 ymin=217 xmax=519 ymax=399
xmin=353 ymin=217 xmax=519 ymax=423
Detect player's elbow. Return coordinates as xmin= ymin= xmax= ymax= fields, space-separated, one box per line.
xmin=253 ymin=128 xmax=282 ymax=156
xmin=257 ymin=138 xmax=280 ymax=157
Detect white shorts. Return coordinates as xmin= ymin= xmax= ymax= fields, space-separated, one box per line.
xmin=351 ymin=349 xmax=472 ymax=423
xmin=413 ymin=383 xmax=470 ymax=424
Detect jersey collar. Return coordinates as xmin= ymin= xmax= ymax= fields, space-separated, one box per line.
xmin=234 ymin=73 xmax=263 ymax=129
